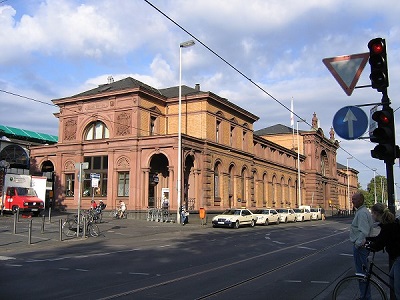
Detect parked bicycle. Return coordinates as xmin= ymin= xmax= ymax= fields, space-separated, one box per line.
xmin=332 ymin=245 xmax=393 ymax=299
xmin=62 ymin=214 xmax=100 ymax=237
xmin=109 ymin=208 xmax=127 ymax=219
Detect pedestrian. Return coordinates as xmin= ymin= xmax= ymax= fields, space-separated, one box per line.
xmin=349 ymin=192 xmax=374 ymax=297
xmin=366 ymin=203 xmax=400 ymax=300
xmin=180 ymin=205 xmax=188 ymax=225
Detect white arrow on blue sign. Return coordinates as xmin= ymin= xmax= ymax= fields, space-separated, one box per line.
xmin=333 ymin=106 xmax=368 ymax=140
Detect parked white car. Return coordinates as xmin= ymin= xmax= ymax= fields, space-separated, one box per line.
xmin=276 ymin=208 xmax=297 ymax=223
xmin=212 ymin=208 xmax=257 ymax=229
xmin=310 ymin=207 xmax=322 ymax=220
xmin=252 ymin=208 xmax=280 ymax=225
xmin=294 ymin=208 xmax=312 ymax=222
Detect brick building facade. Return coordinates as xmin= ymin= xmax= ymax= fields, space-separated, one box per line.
xmin=29 ymin=77 xmax=358 ymax=213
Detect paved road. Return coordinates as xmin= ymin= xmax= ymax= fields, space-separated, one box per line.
xmin=0 ymin=213 xmax=390 ymax=300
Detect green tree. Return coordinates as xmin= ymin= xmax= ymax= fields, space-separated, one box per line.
xmin=364 ymin=175 xmax=387 ymax=207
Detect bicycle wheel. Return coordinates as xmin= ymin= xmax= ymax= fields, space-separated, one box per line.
xmin=87 ymin=223 xmax=100 ymax=237
xmin=62 ymin=219 xmax=77 ymax=237
xmin=333 ymin=275 xmax=387 ymax=300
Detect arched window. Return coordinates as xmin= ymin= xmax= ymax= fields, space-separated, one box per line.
xmin=84 ymin=121 xmax=109 ymax=140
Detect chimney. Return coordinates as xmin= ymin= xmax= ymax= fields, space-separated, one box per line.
xmin=195 ymin=83 xmax=200 ymax=91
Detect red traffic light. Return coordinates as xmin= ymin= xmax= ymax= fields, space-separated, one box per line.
xmin=368 ymin=40 xmax=384 ymax=54
xmin=372 ymin=110 xmax=391 ymax=124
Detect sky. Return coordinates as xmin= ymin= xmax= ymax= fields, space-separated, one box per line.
xmin=1 ymin=0 xmax=400 ymax=192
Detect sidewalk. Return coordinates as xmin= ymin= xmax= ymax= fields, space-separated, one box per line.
xmin=0 ymin=211 xmax=210 ymax=255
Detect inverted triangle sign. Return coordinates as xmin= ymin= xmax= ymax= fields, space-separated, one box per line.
xmin=322 ymin=53 xmax=369 ymax=96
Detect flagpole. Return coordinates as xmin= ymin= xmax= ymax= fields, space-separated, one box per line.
xmin=291 ymin=97 xmax=295 ymax=149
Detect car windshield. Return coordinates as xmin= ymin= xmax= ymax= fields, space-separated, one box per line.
xmin=253 ymin=210 xmax=268 ymax=214
xmin=293 ymin=209 xmax=303 ymax=213
xmin=222 ymin=209 xmax=240 ymax=215
xmin=276 ymin=209 xmax=286 ymax=213
xmin=310 ymin=208 xmax=318 ymax=212
xmin=16 ymin=187 xmax=37 ymax=197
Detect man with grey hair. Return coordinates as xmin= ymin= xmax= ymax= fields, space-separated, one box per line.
xmin=350 ymin=192 xmax=373 ymax=297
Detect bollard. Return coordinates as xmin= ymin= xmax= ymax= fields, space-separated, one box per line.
xmin=48 ymin=207 xmax=52 ymax=223
xmin=59 ymin=219 xmax=63 ymax=242
xmin=82 ymin=216 xmax=86 ymax=239
xmin=1 ymin=204 xmax=4 ymax=216
xmin=41 ymin=215 xmax=45 ymax=233
xmin=13 ymin=212 xmax=17 ymax=234
xmin=28 ymin=219 xmax=32 ymax=245
xmin=16 ymin=208 xmax=20 ymax=222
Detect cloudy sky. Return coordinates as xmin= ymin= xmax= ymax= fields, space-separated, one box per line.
xmin=1 ymin=0 xmax=399 ymax=191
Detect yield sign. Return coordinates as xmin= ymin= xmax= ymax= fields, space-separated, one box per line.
xmin=322 ymin=53 xmax=369 ymax=96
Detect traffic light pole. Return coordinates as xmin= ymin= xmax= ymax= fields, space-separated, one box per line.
xmin=382 ymin=92 xmax=396 ymax=215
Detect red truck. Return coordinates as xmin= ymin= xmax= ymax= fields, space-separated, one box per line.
xmin=1 ymin=174 xmax=45 ymax=216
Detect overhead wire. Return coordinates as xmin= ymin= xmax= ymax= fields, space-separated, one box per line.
xmin=143 ymin=0 xmax=384 ymax=178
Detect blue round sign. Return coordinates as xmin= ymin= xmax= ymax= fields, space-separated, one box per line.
xmin=332 ymin=106 xmax=368 ymax=140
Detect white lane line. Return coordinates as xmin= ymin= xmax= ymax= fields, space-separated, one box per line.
xmin=75 ymin=268 xmax=89 ymax=272
xmin=6 ymin=264 xmax=23 ymax=267
xmin=284 ymin=280 xmax=302 ymax=283
xmin=0 ymin=256 xmax=16 ymax=261
xmin=311 ymin=281 xmax=330 ymax=284
xmin=297 ymin=246 xmax=316 ymax=250
xmin=272 ymin=241 xmax=285 ymax=244
xmin=339 ymin=253 xmax=353 ymax=257
xmin=129 ymin=272 xmax=150 ymax=276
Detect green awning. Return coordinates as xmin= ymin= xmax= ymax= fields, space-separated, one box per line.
xmin=0 ymin=124 xmax=58 ymax=144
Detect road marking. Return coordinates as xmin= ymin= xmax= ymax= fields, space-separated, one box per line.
xmin=297 ymin=246 xmax=316 ymax=250
xmin=129 ymin=272 xmax=150 ymax=276
xmin=284 ymin=280 xmax=302 ymax=283
xmin=272 ymin=241 xmax=285 ymax=244
xmin=6 ymin=264 xmax=23 ymax=267
xmin=76 ymin=268 xmax=89 ymax=272
xmin=340 ymin=253 xmax=353 ymax=257
xmin=311 ymin=281 xmax=330 ymax=284
xmin=0 ymin=256 xmax=16 ymax=261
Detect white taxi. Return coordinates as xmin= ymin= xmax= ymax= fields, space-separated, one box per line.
xmin=212 ymin=208 xmax=257 ymax=229
xmin=276 ymin=208 xmax=297 ymax=223
xmin=293 ymin=208 xmax=312 ymax=222
xmin=252 ymin=208 xmax=280 ymax=225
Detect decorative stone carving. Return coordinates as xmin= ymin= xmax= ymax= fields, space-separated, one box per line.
xmin=64 ymin=118 xmax=77 ymax=140
xmin=116 ymin=112 xmax=131 ymax=136
xmin=65 ymin=160 xmax=75 ymax=171
xmin=116 ymin=156 xmax=130 ymax=169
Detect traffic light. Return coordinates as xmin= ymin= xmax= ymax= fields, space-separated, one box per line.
xmin=368 ymin=38 xmax=389 ymax=92
xmin=370 ymin=106 xmax=395 ymax=160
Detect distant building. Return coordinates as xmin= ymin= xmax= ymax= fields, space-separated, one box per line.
xmin=0 ymin=124 xmax=58 ymax=207
xmin=29 ymin=77 xmax=358 ymax=213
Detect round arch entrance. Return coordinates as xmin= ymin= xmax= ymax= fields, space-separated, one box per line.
xmin=148 ymin=153 xmax=170 ymax=208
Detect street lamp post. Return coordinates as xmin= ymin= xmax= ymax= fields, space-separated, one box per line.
xmin=347 ymin=157 xmax=353 ymax=212
xmin=372 ymin=168 xmax=377 ymax=204
xmin=177 ymin=40 xmax=195 ymax=224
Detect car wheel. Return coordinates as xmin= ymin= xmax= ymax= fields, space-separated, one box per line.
xmin=301 ymin=217 xmax=304 ymax=221
xmin=250 ymin=220 xmax=255 ymax=227
xmin=284 ymin=217 xmax=288 ymax=223
xmin=264 ymin=219 xmax=269 ymax=226
xmin=12 ymin=206 xmax=19 ymax=214
xmin=234 ymin=220 xmax=240 ymax=229
xmin=276 ymin=218 xmax=280 ymax=225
